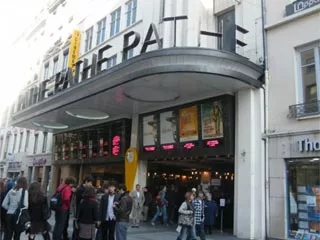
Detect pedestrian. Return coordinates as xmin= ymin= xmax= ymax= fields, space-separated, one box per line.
xmin=99 ymin=182 xmax=118 ymax=240
xmin=167 ymin=185 xmax=178 ymax=225
xmin=95 ymin=184 xmax=108 ymax=240
xmin=114 ymin=184 xmax=133 ymax=240
xmin=204 ymin=193 xmax=217 ymax=235
xmin=193 ymin=191 xmax=206 ymax=240
xmin=130 ymin=184 xmax=144 ymax=228
xmin=28 ymin=181 xmax=51 ymax=240
xmin=142 ymin=187 xmax=152 ymax=222
xmin=77 ymin=187 xmax=100 ymax=240
xmin=176 ymin=192 xmax=196 ymax=240
xmin=76 ymin=176 xmax=94 ymax=213
xmin=0 ymin=180 xmax=6 ymax=239
xmin=52 ymin=176 xmax=77 ymax=240
xmin=151 ymin=186 xmax=168 ymax=226
xmin=2 ymin=177 xmax=29 ymax=240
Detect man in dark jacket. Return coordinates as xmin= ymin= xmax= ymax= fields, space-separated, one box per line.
xmin=99 ymin=182 xmax=119 ymax=240
xmin=76 ymin=175 xmax=94 ymax=211
xmin=114 ymin=184 xmax=133 ymax=240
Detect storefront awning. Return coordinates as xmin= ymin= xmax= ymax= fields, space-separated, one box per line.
xmin=12 ymin=47 xmax=264 ymax=133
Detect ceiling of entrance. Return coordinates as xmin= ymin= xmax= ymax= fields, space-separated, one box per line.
xmin=12 ymin=48 xmax=264 ymax=133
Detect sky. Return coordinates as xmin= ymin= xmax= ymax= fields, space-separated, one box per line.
xmin=0 ymin=0 xmax=44 ymax=115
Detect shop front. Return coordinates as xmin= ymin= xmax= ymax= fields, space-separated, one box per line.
xmin=269 ymin=133 xmax=320 ymax=239
xmin=27 ymin=154 xmax=52 ymax=194
xmin=52 ymin=119 xmax=131 ymax=190
xmin=139 ymin=94 xmax=235 ymax=230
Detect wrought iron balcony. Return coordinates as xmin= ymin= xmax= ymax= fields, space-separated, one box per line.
xmin=288 ymin=100 xmax=320 ymax=119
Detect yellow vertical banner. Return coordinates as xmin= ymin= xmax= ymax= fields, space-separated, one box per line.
xmin=67 ymin=30 xmax=81 ymax=75
xmin=125 ymin=148 xmax=138 ymax=192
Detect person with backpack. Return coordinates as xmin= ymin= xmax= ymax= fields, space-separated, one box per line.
xmin=1 ymin=177 xmax=29 ymax=240
xmin=28 ymin=182 xmax=51 ymax=240
xmin=52 ymin=177 xmax=77 ymax=240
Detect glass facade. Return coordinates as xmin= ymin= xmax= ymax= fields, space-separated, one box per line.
xmin=54 ymin=120 xmax=130 ymax=161
xmin=287 ymin=159 xmax=320 ymax=239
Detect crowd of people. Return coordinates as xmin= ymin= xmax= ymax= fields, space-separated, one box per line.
xmin=0 ymin=176 xmax=219 ymax=240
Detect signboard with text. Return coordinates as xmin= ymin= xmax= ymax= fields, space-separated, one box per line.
xmin=286 ymin=0 xmax=320 ymax=16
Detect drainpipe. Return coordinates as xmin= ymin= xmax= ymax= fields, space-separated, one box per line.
xmin=261 ymin=0 xmax=270 ymax=239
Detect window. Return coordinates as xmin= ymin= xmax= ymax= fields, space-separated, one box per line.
xmin=126 ymin=48 xmax=134 ymax=60
xmin=107 ymin=55 xmax=117 ymax=68
xmin=53 ymin=57 xmax=59 ymax=75
xmin=25 ymin=130 xmax=30 ymax=152
xmin=12 ymin=134 xmax=17 ymax=153
xmin=298 ymin=46 xmax=320 ymax=103
xmin=62 ymin=51 xmax=69 ymax=71
xmin=97 ymin=18 xmax=106 ymax=45
xmin=287 ymin=159 xmax=320 ymax=239
xmin=33 ymin=134 xmax=39 ymax=154
xmin=3 ymin=135 xmax=10 ymax=159
xmin=44 ymin=63 xmax=50 ymax=80
xmin=85 ymin=27 xmax=93 ymax=52
xmin=18 ymin=132 xmax=23 ymax=152
xmin=126 ymin=0 xmax=137 ymax=27
xmin=110 ymin=8 xmax=121 ymax=37
xmin=217 ymin=10 xmax=236 ymax=53
xmin=42 ymin=132 xmax=48 ymax=153
xmin=160 ymin=0 xmax=166 ymax=22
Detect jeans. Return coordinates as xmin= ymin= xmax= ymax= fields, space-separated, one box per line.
xmin=5 ymin=214 xmax=22 ymax=240
xmin=151 ymin=206 xmax=168 ymax=225
xmin=53 ymin=209 xmax=68 ymax=240
xmin=176 ymin=225 xmax=194 ymax=240
xmin=195 ymin=223 xmax=206 ymax=240
xmin=115 ymin=222 xmax=128 ymax=240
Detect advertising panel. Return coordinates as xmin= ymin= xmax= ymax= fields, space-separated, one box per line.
xmin=142 ymin=115 xmax=158 ymax=146
xmin=68 ymin=30 xmax=81 ymax=75
xmin=160 ymin=111 xmax=177 ymax=144
xmin=179 ymin=106 xmax=199 ymax=142
xmin=201 ymin=101 xmax=224 ymax=139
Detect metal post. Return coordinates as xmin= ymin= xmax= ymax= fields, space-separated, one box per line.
xmin=173 ymin=17 xmax=177 ymax=47
xmin=220 ymin=208 xmax=224 ymax=233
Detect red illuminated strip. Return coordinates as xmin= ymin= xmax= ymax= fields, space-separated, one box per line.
xmin=144 ymin=146 xmax=156 ymax=152
xmin=162 ymin=144 xmax=174 ymax=150
xmin=184 ymin=143 xmax=195 ymax=149
xmin=206 ymin=140 xmax=219 ymax=147
xmin=112 ymin=135 xmax=121 ymax=156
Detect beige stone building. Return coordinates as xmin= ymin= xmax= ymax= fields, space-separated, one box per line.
xmin=265 ymin=1 xmax=320 ymax=239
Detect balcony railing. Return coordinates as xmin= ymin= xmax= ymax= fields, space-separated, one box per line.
xmin=288 ymin=100 xmax=320 ymax=119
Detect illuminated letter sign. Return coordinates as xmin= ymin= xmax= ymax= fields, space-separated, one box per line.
xmin=68 ymin=30 xmax=81 ymax=75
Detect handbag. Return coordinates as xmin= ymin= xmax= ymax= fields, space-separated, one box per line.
xmin=14 ymin=190 xmax=31 ymax=232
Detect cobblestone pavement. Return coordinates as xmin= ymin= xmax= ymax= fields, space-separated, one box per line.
xmin=19 ymin=215 xmax=241 ymax=240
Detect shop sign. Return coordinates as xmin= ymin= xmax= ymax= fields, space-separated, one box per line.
xmin=298 ymin=138 xmax=320 ymax=152
xmin=201 ymin=101 xmax=224 ymax=140
xmin=179 ymin=105 xmax=199 ymax=142
xmin=286 ymin=0 xmax=320 ymax=16
xmin=32 ymin=158 xmax=47 ymax=166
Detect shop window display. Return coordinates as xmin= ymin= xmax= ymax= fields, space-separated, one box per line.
xmin=287 ymin=159 xmax=320 ymax=239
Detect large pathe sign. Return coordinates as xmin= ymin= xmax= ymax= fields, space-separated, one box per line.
xmin=286 ymin=0 xmax=320 ymax=16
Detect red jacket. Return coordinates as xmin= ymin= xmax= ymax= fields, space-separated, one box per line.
xmin=57 ymin=184 xmax=72 ymax=211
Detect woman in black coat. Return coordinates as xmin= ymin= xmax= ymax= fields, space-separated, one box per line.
xmin=28 ymin=182 xmax=51 ymax=240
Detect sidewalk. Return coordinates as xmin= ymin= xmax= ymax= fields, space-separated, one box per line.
xmin=21 ymin=215 xmax=240 ymax=240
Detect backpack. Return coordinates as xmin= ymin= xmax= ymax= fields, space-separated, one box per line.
xmin=50 ymin=186 xmax=66 ymax=211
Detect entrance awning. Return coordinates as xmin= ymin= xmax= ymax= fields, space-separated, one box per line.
xmin=12 ymin=47 xmax=264 ymax=133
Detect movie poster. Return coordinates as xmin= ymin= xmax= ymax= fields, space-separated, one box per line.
xmin=179 ymin=106 xmax=199 ymax=142
xmin=201 ymin=101 xmax=224 ymax=139
xmin=142 ymin=115 xmax=158 ymax=146
xmin=160 ymin=111 xmax=177 ymax=144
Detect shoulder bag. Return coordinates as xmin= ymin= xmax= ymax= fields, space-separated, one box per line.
xmin=14 ymin=190 xmax=31 ymax=232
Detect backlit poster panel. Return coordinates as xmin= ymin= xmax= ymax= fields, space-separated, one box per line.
xmin=201 ymin=101 xmax=224 ymax=139
xmin=179 ymin=105 xmax=199 ymax=142
xmin=160 ymin=111 xmax=177 ymax=144
xmin=142 ymin=115 xmax=158 ymax=146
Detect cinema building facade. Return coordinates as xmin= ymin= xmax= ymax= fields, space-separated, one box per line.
xmin=12 ymin=0 xmax=266 ymax=238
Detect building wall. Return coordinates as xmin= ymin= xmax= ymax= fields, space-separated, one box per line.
xmin=266 ymin=2 xmax=320 ymax=239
